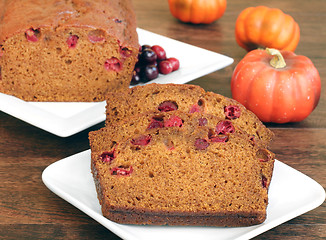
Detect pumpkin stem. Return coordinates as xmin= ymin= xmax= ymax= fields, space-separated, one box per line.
xmin=266 ymin=48 xmax=287 ymax=69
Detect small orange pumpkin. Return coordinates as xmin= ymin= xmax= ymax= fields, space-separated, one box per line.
xmin=235 ymin=6 xmax=300 ymax=52
xmin=231 ymin=48 xmax=321 ymax=123
xmin=168 ymin=0 xmax=227 ymax=24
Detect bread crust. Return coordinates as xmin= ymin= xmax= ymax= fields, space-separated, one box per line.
xmin=103 ymin=207 xmax=266 ymax=226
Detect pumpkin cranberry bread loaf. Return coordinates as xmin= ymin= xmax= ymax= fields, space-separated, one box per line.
xmin=0 ymin=0 xmax=139 ymax=101
xmin=89 ymin=110 xmax=275 ymax=226
xmin=105 ymin=83 xmax=274 ymax=147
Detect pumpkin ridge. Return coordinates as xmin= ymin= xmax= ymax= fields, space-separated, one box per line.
xmin=249 ymin=65 xmax=276 ymax=122
xmin=261 ymin=9 xmax=285 ymax=48
xmin=235 ymin=7 xmax=253 ymax=50
xmin=284 ymin=21 xmax=300 ymax=51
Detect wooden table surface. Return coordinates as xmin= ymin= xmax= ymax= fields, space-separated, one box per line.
xmin=1 ymin=0 xmax=325 ymax=239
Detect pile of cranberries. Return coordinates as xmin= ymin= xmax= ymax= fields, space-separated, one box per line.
xmin=130 ymin=44 xmax=180 ymax=85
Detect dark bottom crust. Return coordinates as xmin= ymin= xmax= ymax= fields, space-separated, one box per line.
xmin=103 ymin=209 xmax=266 ymax=227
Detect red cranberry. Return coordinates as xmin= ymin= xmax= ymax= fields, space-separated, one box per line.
xmin=249 ymin=135 xmax=256 ymax=146
xmin=189 ymin=104 xmax=202 ymax=113
xmin=144 ymin=64 xmax=159 ymax=81
xmin=140 ymin=49 xmax=157 ymax=63
xmin=210 ymin=135 xmax=229 ymax=143
xmin=164 ymin=116 xmax=183 ymax=128
xmin=104 ymin=58 xmax=122 ymax=72
xmin=208 ymin=129 xmax=229 ymax=142
xmin=130 ymin=44 xmax=180 ymax=85
xmin=262 ymin=175 xmax=267 ymax=188
xmin=158 ymin=101 xmax=178 ymax=112
xmin=257 ymin=149 xmax=272 ymax=162
xmin=147 ymin=117 xmax=164 ymax=129
xmin=141 ymin=44 xmax=151 ymax=51
xmin=99 ymin=150 xmax=116 ymax=163
xmin=215 ymin=121 xmax=235 ymax=134
xmin=114 ymin=18 xmax=122 ymax=23
xmin=167 ymin=57 xmax=180 ymax=71
xmin=130 ymin=71 xmax=141 ymax=85
xmin=158 ymin=60 xmax=173 ymax=74
xmin=88 ymin=30 xmax=106 ymax=43
xmin=120 ymin=47 xmax=132 ymax=58
xmin=25 ymin=28 xmax=40 ymax=42
xmin=134 ymin=65 xmax=141 ymax=74
xmin=198 ymin=117 xmax=208 ymax=126
xmin=151 ymin=45 xmax=166 ymax=60
xmin=195 ymin=138 xmax=209 ymax=150
xmin=111 ymin=166 xmax=133 ymax=176
xmin=224 ymin=105 xmax=241 ymax=119
xmin=131 ymin=135 xmax=152 ymax=146
xmin=67 ymin=35 xmax=79 ymax=49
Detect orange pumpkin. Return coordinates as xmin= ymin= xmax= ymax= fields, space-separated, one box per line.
xmin=231 ymin=48 xmax=321 ymax=123
xmin=235 ymin=6 xmax=300 ymax=52
xmin=168 ymin=0 xmax=227 ymax=24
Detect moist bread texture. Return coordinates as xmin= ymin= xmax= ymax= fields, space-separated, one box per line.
xmin=0 ymin=0 xmax=139 ymax=101
xmin=89 ymin=110 xmax=275 ymax=226
xmin=105 ymin=83 xmax=274 ymax=147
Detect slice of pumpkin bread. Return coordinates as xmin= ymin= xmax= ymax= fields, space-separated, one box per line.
xmin=89 ymin=110 xmax=275 ymax=226
xmin=105 ymin=83 xmax=274 ymax=147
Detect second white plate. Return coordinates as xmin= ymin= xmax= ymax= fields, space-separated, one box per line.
xmin=0 ymin=28 xmax=233 ymax=137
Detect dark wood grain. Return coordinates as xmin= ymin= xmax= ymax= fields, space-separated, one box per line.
xmin=0 ymin=0 xmax=325 ymax=239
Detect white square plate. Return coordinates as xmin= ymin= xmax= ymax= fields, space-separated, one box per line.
xmin=0 ymin=28 xmax=233 ymax=137
xmin=42 ymin=150 xmax=325 ymax=240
